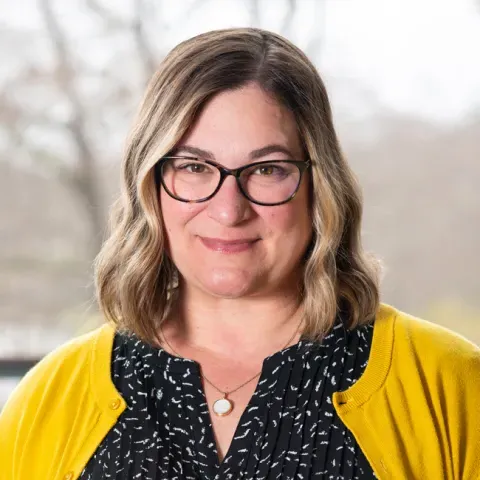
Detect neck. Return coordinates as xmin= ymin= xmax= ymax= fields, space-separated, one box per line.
xmin=161 ymin=284 xmax=304 ymax=361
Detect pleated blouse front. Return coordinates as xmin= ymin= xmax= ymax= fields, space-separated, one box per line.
xmin=80 ymin=318 xmax=376 ymax=479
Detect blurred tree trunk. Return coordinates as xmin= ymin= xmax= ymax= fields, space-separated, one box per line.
xmin=87 ymin=0 xmax=157 ymax=83
xmin=39 ymin=0 xmax=105 ymax=258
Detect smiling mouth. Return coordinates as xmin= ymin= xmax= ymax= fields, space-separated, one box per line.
xmin=199 ymin=237 xmax=260 ymax=253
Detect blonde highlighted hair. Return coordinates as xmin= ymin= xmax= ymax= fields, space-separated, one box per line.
xmin=94 ymin=27 xmax=382 ymax=345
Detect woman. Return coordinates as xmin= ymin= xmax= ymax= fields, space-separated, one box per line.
xmin=1 ymin=28 xmax=479 ymax=480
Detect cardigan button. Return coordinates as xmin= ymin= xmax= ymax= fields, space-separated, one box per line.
xmin=63 ymin=472 xmax=74 ymax=480
xmin=109 ymin=398 xmax=121 ymax=410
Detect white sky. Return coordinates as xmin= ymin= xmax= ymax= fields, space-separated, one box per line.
xmin=1 ymin=0 xmax=480 ymax=123
xmin=322 ymin=0 xmax=480 ymax=121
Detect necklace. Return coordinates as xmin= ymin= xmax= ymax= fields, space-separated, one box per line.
xmin=159 ymin=319 xmax=303 ymax=417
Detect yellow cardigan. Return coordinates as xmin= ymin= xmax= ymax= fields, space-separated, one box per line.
xmin=1 ymin=303 xmax=479 ymax=480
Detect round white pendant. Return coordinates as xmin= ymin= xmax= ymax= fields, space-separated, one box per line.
xmin=213 ymin=397 xmax=233 ymax=416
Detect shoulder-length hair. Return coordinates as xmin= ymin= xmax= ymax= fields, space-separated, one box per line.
xmin=94 ymin=27 xmax=382 ymax=345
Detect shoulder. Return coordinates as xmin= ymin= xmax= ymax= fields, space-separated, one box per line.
xmin=375 ymin=304 xmax=480 ymax=475
xmin=2 ymin=323 xmax=115 ymax=408
xmin=375 ymin=303 xmax=480 ymax=405
xmin=0 ymin=323 xmax=118 ymax=475
xmin=379 ymin=303 xmax=480 ymax=370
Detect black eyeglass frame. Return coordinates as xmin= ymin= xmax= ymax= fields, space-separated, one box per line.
xmin=155 ymin=156 xmax=312 ymax=206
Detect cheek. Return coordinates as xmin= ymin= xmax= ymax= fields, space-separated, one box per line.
xmin=160 ymin=191 xmax=202 ymax=242
xmin=260 ymin=201 xmax=311 ymax=241
xmin=262 ymin=207 xmax=294 ymax=231
xmin=259 ymin=182 xmax=312 ymax=255
xmin=260 ymin=177 xmax=311 ymax=233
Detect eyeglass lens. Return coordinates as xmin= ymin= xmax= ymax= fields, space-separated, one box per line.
xmin=161 ymin=158 xmax=302 ymax=204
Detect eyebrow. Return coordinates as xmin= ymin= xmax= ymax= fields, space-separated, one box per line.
xmin=172 ymin=144 xmax=295 ymax=160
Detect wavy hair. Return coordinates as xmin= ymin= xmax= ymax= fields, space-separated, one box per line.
xmin=94 ymin=27 xmax=383 ymax=345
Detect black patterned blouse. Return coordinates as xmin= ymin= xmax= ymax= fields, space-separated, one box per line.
xmin=80 ymin=316 xmax=377 ymax=479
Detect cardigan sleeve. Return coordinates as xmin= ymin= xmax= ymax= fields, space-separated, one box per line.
xmin=438 ymin=332 xmax=480 ymax=480
xmin=398 ymin=313 xmax=480 ymax=479
xmin=332 ymin=306 xmax=480 ymax=479
xmin=0 ymin=329 xmax=103 ymax=480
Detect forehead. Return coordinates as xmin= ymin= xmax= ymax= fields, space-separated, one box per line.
xmin=177 ymin=84 xmax=303 ymax=160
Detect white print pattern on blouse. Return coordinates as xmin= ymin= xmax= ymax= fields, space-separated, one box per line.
xmin=80 ymin=320 xmax=377 ymax=479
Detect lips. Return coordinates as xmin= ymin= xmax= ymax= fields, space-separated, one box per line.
xmin=199 ymin=237 xmax=259 ymax=253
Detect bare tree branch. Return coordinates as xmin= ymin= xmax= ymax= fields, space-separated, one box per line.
xmin=156 ymin=0 xmax=205 ymax=32
xmin=85 ymin=0 xmax=127 ymax=29
xmin=39 ymin=0 xmax=105 ymax=257
xmin=132 ymin=0 xmax=156 ymax=80
xmin=86 ymin=0 xmax=206 ymax=85
xmin=86 ymin=0 xmax=157 ymax=83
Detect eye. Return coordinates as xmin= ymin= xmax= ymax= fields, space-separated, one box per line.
xmin=257 ymin=165 xmax=274 ymax=175
xmin=252 ymin=164 xmax=287 ymax=176
xmin=172 ymin=159 xmax=215 ymax=174
xmin=178 ymin=163 xmax=208 ymax=173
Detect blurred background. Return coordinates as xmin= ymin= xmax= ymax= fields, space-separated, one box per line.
xmin=0 ymin=0 xmax=479 ymax=407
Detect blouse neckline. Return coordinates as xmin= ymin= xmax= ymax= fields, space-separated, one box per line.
xmin=89 ymin=303 xmax=398 ymax=417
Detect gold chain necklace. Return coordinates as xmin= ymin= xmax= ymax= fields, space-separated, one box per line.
xmin=159 ymin=320 xmax=302 ymax=417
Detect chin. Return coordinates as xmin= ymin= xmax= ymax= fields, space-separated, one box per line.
xmin=197 ymin=268 xmax=260 ymax=298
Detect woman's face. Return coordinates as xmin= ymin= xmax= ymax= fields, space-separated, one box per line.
xmin=160 ymin=83 xmax=313 ymax=298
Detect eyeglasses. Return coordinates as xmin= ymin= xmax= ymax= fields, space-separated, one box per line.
xmin=156 ymin=156 xmax=311 ymax=206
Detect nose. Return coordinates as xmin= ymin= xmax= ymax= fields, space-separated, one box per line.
xmin=206 ymin=176 xmax=252 ymax=226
